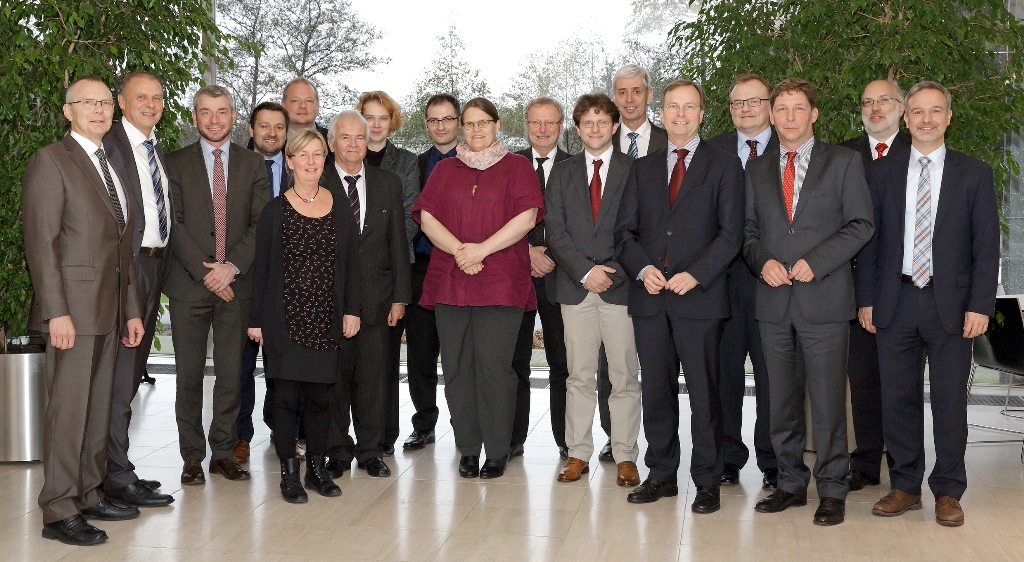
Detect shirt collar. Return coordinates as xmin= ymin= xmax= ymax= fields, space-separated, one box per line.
xmin=121 ymin=119 xmax=154 ymax=148
xmin=200 ymin=138 xmax=229 ymax=157
xmin=867 ymin=131 xmax=899 ymax=150
xmin=585 ymin=145 xmax=614 ymax=167
xmin=910 ymin=143 xmax=946 ymax=164
xmin=668 ymin=135 xmax=701 ymax=154
xmin=268 ymin=151 xmax=284 ymax=167
xmin=780 ymin=136 xmax=815 ymax=161
xmin=621 ymin=119 xmax=652 ymax=138
xmin=69 ymin=130 xmax=100 ymax=154
xmin=335 ymin=162 xmax=365 ymax=181
xmin=738 ymin=127 xmax=772 ymax=147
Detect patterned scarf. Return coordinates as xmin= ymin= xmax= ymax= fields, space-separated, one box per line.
xmin=455 ymin=138 xmax=509 ymax=170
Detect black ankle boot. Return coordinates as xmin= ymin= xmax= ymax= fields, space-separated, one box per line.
xmin=304 ymin=455 xmax=342 ymax=497
xmin=280 ymin=458 xmax=308 ymax=504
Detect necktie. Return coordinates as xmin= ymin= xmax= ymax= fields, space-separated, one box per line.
xmin=782 ymin=151 xmax=797 ymax=223
xmin=265 ymin=159 xmax=276 ymax=197
xmin=875 ymin=142 xmax=888 ymax=160
xmin=212 ymin=148 xmax=227 ymax=262
xmin=668 ymin=148 xmax=689 ymax=208
xmin=589 ymin=159 xmax=603 ymax=224
xmin=911 ymin=156 xmax=933 ymax=287
xmin=344 ymin=174 xmax=361 ymax=231
xmin=746 ymin=139 xmax=759 ymax=161
xmin=142 ymin=140 xmax=168 ymax=242
xmin=95 ymin=148 xmax=126 ymax=233
xmin=535 ymin=157 xmax=549 ymax=189
xmin=627 ymin=132 xmax=639 ymax=159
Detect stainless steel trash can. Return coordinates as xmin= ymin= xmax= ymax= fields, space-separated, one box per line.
xmin=0 ymin=351 xmax=46 ymax=462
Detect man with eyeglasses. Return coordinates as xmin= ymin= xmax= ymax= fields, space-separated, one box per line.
xmin=403 ymin=94 xmax=461 ymax=451
xmin=839 ymin=79 xmax=911 ymax=494
xmin=611 ymin=64 xmax=668 ymax=158
xmin=508 ymin=97 xmax=573 ymax=459
xmin=615 ymin=80 xmax=744 ymax=512
xmin=707 ymin=74 xmax=780 ymax=491
xmin=23 ymin=76 xmax=145 ymax=545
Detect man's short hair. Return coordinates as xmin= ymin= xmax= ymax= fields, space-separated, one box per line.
xmin=116 ymin=71 xmax=166 ymax=96
xmin=729 ymin=74 xmax=773 ymax=100
xmin=662 ymin=79 xmax=707 ymax=112
xmin=65 ymin=76 xmax=108 ymax=104
xmin=613 ymin=64 xmax=651 ymax=91
xmin=282 ymin=77 xmax=320 ymax=103
xmin=904 ymin=80 xmax=951 ymax=109
xmin=249 ymin=101 xmax=290 ymax=130
xmin=192 ymin=85 xmax=234 ymax=111
xmin=328 ymin=109 xmax=370 ymax=143
xmin=870 ymin=80 xmax=905 ymax=104
xmin=572 ymin=93 xmax=619 ymax=127
xmin=524 ymin=97 xmax=565 ymax=123
xmin=424 ymin=93 xmax=460 ymax=116
xmin=771 ymin=78 xmax=817 ymax=109
xmin=356 ymin=91 xmax=404 ymax=133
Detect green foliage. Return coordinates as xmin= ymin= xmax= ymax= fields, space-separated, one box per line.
xmin=0 ymin=1 xmax=225 ymax=338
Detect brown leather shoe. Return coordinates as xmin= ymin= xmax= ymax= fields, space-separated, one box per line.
xmin=872 ymin=489 xmax=923 ymax=517
xmin=935 ymin=496 xmax=965 ymax=527
xmin=616 ymin=461 xmax=640 ymax=487
xmin=557 ymin=457 xmax=589 ymax=482
xmin=209 ymin=457 xmax=251 ymax=481
xmin=232 ymin=439 xmax=250 ymax=464
xmin=180 ymin=457 xmax=205 ymax=486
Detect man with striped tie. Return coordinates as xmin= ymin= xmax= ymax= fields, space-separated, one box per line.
xmin=611 ymin=64 xmax=667 ymax=159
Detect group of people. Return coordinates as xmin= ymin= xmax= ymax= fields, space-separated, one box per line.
xmin=21 ymin=61 xmax=997 ymax=546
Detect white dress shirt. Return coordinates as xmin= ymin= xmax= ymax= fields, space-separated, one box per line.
xmin=618 ymin=119 xmax=653 ymax=157
xmin=580 ymin=145 xmax=615 ymax=284
xmin=122 ymin=119 xmax=170 ymax=247
xmin=336 ymin=162 xmax=367 ymax=232
xmin=868 ymin=131 xmax=900 ymax=160
xmin=902 ymin=144 xmax=946 ymax=276
xmin=531 ymin=147 xmax=557 ymax=183
xmin=70 ymin=131 xmax=128 ymax=222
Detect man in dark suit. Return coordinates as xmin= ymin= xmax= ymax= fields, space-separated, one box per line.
xmin=857 ymin=81 xmax=998 ymax=527
xmin=23 ymin=76 xmax=145 ymax=545
xmin=323 ymin=110 xmax=411 ymax=477
xmin=745 ymin=78 xmax=874 ymax=526
xmin=99 ymin=71 xmax=175 ymax=508
xmin=615 ymin=80 xmax=744 ymax=513
xmin=510 ymin=97 xmax=572 ymax=459
xmin=403 ymin=94 xmax=460 ymax=451
xmin=164 ymin=85 xmax=270 ymax=486
xmin=839 ymin=79 xmax=912 ymax=493
xmin=611 ymin=64 xmax=668 ymax=158
xmin=706 ymin=74 xmax=780 ymax=490
xmin=546 ymin=93 xmax=642 ymax=487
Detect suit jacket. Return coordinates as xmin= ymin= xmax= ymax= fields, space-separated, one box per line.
xmin=742 ymin=140 xmax=874 ymax=324
xmin=545 ymin=150 xmax=632 ymax=306
xmin=856 ymin=148 xmax=999 ymax=334
xmin=23 ymin=135 xmax=140 ymax=335
xmin=840 ymin=130 xmax=912 ymax=169
xmin=515 ymin=147 xmax=572 ymax=247
xmin=612 ymin=121 xmax=668 ymax=156
xmin=163 ymin=141 xmax=271 ymax=301
xmin=379 ymin=138 xmax=420 ymax=262
xmin=322 ymin=164 xmax=411 ymax=325
xmin=102 ymin=120 xmax=172 ymax=257
xmin=615 ymin=141 xmax=745 ymax=319
xmin=706 ymin=128 xmax=780 ymax=161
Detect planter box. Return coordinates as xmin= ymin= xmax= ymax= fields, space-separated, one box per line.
xmin=0 ymin=351 xmax=46 ymax=462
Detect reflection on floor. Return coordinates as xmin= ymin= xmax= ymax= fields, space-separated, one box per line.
xmin=2 ymin=371 xmax=1024 ymax=561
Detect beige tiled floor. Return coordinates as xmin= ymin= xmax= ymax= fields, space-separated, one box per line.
xmin=3 ymin=372 xmax=1024 ymax=561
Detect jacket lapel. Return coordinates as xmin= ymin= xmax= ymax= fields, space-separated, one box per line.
xmin=760 ymin=146 xmax=785 ymax=219
xmin=192 ymin=142 xmax=216 ymax=222
xmin=792 ymin=142 xmax=826 ymax=223
xmin=64 ymin=135 xmax=119 ymax=224
xmin=672 ymin=143 xmax=709 ymax=212
xmin=595 ymin=153 xmax=629 ymax=229
xmin=933 ymin=150 xmax=960 ymax=233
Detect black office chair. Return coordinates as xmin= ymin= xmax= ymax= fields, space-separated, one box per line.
xmin=967 ymin=296 xmax=1024 ymax=444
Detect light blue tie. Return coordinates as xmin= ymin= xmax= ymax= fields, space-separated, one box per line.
xmin=911 ymin=156 xmax=932 ymax=287
xmin=627 ymin=132 xmax=639 ymax=159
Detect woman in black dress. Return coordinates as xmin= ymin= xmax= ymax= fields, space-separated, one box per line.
xmin=249 ymin=129 xmax=362 ymax=503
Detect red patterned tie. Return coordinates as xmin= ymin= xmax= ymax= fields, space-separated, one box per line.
xmin=746 ymin=139 xmax=759 ymax=161
xmin=875 ymin=142 xmax=888 ymax=159
xmin=782 ymin=151 xmax=797 ymax=223
xmin=590 ymin=159 xmax=603 ymax=224
xmin=213 ymin=148 xmax=227 ymax=262
xmin=668 ymin=148 xmax=689 ymax=208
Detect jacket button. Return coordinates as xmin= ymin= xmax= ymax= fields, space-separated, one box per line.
xmin=115 ymin=267 xmax=120 ymax=273
xmin=211 ymin=232 xmax=215 ymax=236
xmin=667 ymin=231 xmax=672 ymax=236
xmin=788 ymin=229 xmax=795 ymax=235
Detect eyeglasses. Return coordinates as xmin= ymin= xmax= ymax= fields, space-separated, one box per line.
xmin=425 ymin=116 xmax=458 ymax=126
xmin=69 ymin=99 xmax=115 ymax=109
xmin=527 ymin=120 xmax=562 ymax=128
xmin=580 ymin=120 xmax=612 ymax=129
xmin=462 ymin=119 xmax=495 ymax=130
xmin=861 ymin=96 xmax=897 ymax=108
xmin=729 ymin=98 xmax=770 ymax=109
xmin=663 ymin=103 xmax=701 ymax=114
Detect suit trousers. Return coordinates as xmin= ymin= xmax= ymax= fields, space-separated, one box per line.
xmin=719 ymin=259 xmax=776 ymax=471
xmin=39 ymin=330 xmax=118 ymax=523
xmin=383 ymin=318 xmax=404 ymax=446
xmin=105 ymin=251 xmax=169 ymax=490
xmin=436 ymin=305 xmax=523 ymax=459
xmin=169 ymin=295 xmax=247 ymax=462
xmin=876 ymin=282 xmax=973 ymax=499
xmin=562 ymin=293 xmax=641 ymax=462
xmin=328 ymin=323 xmax=389 ymax=463
xmin=405 ymin=259 xmax=441 ymax=432
xmin=760 ymin=297 xmax=850 ymax=499
xmin=848 ymin=320 xmax=885 ymax=478
xmin=634 ymin=311 xmax=724 ymax=486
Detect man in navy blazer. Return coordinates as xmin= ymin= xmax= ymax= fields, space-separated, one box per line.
xmin=857 ymin=81 xmax=998 ymax=527
xmin=615 ymin=79 xmax=744 ymax=512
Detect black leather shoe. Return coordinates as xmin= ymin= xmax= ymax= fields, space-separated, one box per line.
xmin=509 ymin=443 xmax=525 ymax=458
xmin=459 ymin=455 xmax=480 ymax=478
xmin=403 ymin=430 xmax=436 ymax=450
xmin=846 ymin=470 xmax=881 ymax=491
xmin=479 ymin=455 xmax=509 ymax=479
xmin=42 ymin=515 xmax=107 ymax=546
xmin=357 ymin=457 xmax=392 ymax=477
xmin=627 ymin=478 xmax=679 ymax=504
xmin=209 ymin=457 xmax=251 ymax=481
xmin=381 ymin=444 xmax=395 ymax=457
xmin=279 ymin=458 xmax=308 ymax=504
xmin=814 ymin=497 xmax=846 ymax=526
xmin=81 ymin=498 xmax=140 ymax=521
xmin=762 ymin=469 xmax=779 ymax=490
xmin=304 ymin=455 xmax=342 ymax=497
xmin=692 ymin=485 xmax=721 ymax=514
xmin=138 ymin=479 xmax=161 ymax=491
xmin=106 ymin=481 xmax=175 ymax=507
xmin=598 ymin=439 xmax=614 ymax=463
xmin=558 ymin=446 xmax=569 ymax=460
xmin=720 ymin=463 xmax=740 ymax=485
xmin=324 ymin=453 xmax=350 ymax=479
xmin=754 ymin=489 xmax=808 ymax=513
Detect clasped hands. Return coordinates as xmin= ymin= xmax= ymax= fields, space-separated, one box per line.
xmin=761 ymin=258 xmax=814 ymax=287
xmin=454 ymin=242 xmax=488 ymax=275
xmin=642 ymin=267 xmax=698 ymax=296
xmin=203 ymin=261 xmax=237 ymax=301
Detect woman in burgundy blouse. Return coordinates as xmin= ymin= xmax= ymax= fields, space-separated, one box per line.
xmin=413 ymin=97 xmax=544 ymax=479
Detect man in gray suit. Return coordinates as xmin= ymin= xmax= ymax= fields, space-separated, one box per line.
xmin=545 ymin=93 xmax=641 ymax=488
xmin=23 ymin=76 xmax=144 ymax=545
xmin=164 ymin=85 xmax=270 ymax=486
xmin=744 ymin=78 xmax=874 ymax=526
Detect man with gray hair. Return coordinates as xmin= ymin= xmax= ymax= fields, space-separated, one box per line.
xmin=164 ymin=84 xmax=270 ymax=486
xmin=611 ymin=64 xmax=667 ymax=158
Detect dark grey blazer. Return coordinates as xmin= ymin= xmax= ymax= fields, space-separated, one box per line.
xmin=742 ymin=140 xmax=874 ymax=324
xmin=379 ymin=138 xmax=420 ymax=261
xmin=544 ymin=150 xmax=632 ymax=306
xmin=612 ymin=121 xmax=668 ymax=156
xmin=102 ymin=119 xmax=171 ymax=257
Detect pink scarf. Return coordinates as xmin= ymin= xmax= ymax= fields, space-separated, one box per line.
xmin=456 ymin=138 xmax=509 ymax=170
